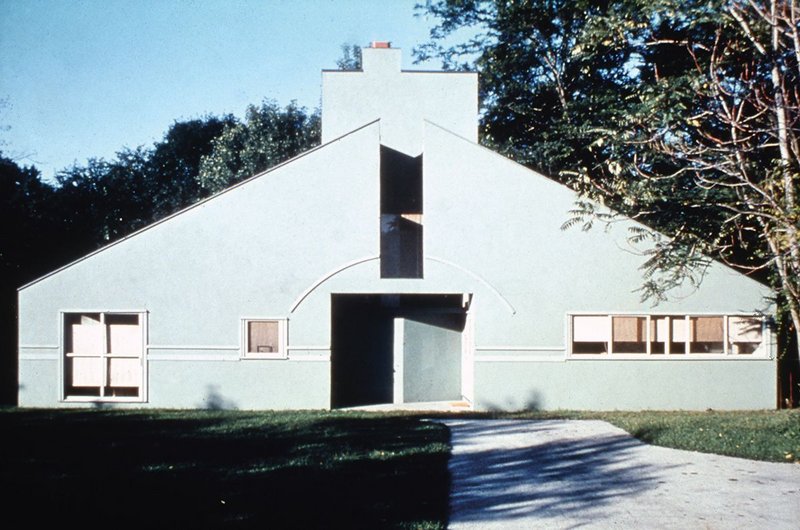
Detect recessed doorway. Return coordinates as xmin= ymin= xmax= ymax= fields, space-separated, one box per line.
xmin=330 ymin=293 xmax=469 ymax=408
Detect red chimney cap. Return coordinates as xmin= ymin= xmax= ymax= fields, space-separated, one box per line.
xmin=371 ymin=41 xmax=391 ymax=48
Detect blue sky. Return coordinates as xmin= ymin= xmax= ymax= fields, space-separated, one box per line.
xmin=0 ymin=0 xmax=442 ymax=182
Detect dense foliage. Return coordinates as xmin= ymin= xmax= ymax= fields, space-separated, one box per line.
xmin=198 ymin=100 xmax=320 ymax=193
xmin=53 ymin=115 xmax=235 ymax=247
xmin=336 ymin=43 xmax=363 ymax=70
xmin=1 ymin=156 xmax=64 ymax=403
xmin=416 ymin=0 xmax=800 ymax=399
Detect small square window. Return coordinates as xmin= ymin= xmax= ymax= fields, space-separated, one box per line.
xmin=242 ymin=319 xmax=286 ymax=359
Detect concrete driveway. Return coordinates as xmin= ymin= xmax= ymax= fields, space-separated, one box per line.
xmin=444 ymin=419 xmax=800 ymax=529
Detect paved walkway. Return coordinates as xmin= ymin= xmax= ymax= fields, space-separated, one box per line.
xmin=444 ymin=419 xmax=800 ymax=529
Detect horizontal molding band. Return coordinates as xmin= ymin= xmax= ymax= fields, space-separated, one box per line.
xmin=147 ymin=354 xmax=331 ymax=362
xmin=476 ymin=355 xmax=773 ymax=362
xmin=147 ymin=345 xmax=330 ymax=352
xmin=20 ymin=353 xmax=59 ymax=361
xmin=147 ymin=345 xmax=239 ymax=351
xmin=288 ymin=355 xmax=330 ymax=362
xmin=568 ymin=354 xmax=774 ymax=361
xmin=476 ymin=346 xmax=565 ymax=352
xmin=148 ymin=354 xmax=239 ymax=362
xmin=19 ymin=345 xmax=59 ymax=350
xmin=475 ymin=355 xmax=565 ymax=363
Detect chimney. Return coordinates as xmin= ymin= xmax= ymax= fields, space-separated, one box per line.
xmin=361 ymin=42 xmax=401 ymax=74
xmin=321 ymin=44 xmax=478 ymax=154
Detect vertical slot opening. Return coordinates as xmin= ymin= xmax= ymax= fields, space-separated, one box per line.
xmin=380 ymin=145 xmax=423 ymax=278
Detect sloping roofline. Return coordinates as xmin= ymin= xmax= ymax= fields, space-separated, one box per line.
xmin=321 ymin=68 xmax=476 ymax=74
xmin=423 ymin=119 xmax=772 ymax=296
xmin=18 ymin=119 xmax=381 ymax=291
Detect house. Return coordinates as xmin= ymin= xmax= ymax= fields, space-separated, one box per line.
xmin=17 ymin=44 xmax=776 ymax=411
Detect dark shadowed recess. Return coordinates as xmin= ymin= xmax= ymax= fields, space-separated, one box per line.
xmin=0 ymin=410 xmax=450 ymax=529
xmin=330 ymin=294 xmax=466 ymax=409
xmin=380 ymin=145 xmax=423 ymax=279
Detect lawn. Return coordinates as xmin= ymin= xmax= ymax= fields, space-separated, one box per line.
xmin=1 ymin=408 xmax=797 ymax=530
xmin=457 ymin=408 xmax=800 ymax=463
xmin=593 ymin=409 xmax=800 ymax=463
xmin=0 ymin=409 xmax=449 ymax=529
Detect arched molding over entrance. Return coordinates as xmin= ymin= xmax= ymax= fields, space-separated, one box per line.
xmin=425 ymin=256 xmax=516 ymax=315
xmin=289 ymin=256 xmax=380 ymax=314
xmin=288 ymin=255 xmax=516 ymax=315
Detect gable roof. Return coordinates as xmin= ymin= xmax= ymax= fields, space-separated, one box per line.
xmin=422 ymin=120 xmax=772 ymax=300
xmin=19 ymin=119 xmax=381 ymax=291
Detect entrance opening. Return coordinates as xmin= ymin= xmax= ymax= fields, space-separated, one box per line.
xmin=330 ymin=293 xmax=468 ymax=408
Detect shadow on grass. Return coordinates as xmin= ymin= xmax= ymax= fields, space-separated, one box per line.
xmin=0 ymin=409 xmax=450 ymax=529
xmin=626 ymin=425 xmax=666 ymax=445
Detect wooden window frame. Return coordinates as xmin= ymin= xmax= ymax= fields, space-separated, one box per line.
xmin=240 ymin=318 xmax=287 ymax=360
xmin=60 ymin=310 xmax=147 ymax=403
xmin=568 ymin=313 xmax=768 ymax=359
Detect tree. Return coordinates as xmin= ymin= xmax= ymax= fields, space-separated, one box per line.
xmin=54 ymin=150 xmax=152 ymax=246
xmin=417 ymin=0 xmax=800 ymax=399
xmin=415 ymin=0 xmax=642 ymax=178
xmin=148 ymin=115 xmax=236 ymax=219
xmin=198 ymin=101 xmax=320 ymax=193
xmin=414 ymin=0 xmax=716 ymax=276
xmin=0 ymin=156 xmax=56 ymax=279
xmin=52 ymin=115 xmax=236 ymax=250
xmin=618 ymin=0 xmax=800 ymax=393
xmin=0 ymin=154 xmax=60 ymax=404
xmin=336 ymin=43 xmax=363 ymax=70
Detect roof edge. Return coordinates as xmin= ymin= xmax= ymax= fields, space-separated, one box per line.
xmin=423 ymin=120 xmax=775 ymax=297
xmin=321 ymin=69 xmax=476 ymax=74
xmin=18 ymin=119 xmax=382 ymax=291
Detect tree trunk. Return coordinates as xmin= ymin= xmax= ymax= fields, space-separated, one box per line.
xmin=790 ymin=307 xmax=800 ymax=407
xmin=766 ymin=228 xmax=800 ymax=403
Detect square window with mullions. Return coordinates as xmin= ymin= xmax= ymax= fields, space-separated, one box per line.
xmin=63 ymin=312 xmax=144 ymax=400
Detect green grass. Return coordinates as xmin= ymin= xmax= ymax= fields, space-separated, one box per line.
xmin=594 ymin=409 xmax=800 ymax=463
xmin=1 ymin=408 xmax=797 ymax=530
xmin=441 ymin=409 xmax=800 ymax=463
xmin=0 ymin=409 xmax=449 ymax=529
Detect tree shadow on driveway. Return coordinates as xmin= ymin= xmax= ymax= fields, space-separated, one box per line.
xmin=444 ymin=420 xmax=672 ymax=527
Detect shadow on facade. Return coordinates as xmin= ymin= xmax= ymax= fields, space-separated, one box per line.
xmin=200 ymin=385 xmax=238 ymax=410
xmin=482 ymin=391 xmax=543 ymax=412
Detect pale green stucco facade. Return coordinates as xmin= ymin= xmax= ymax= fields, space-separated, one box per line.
xmin=18 ymin=46 xmax=776 ymax=410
